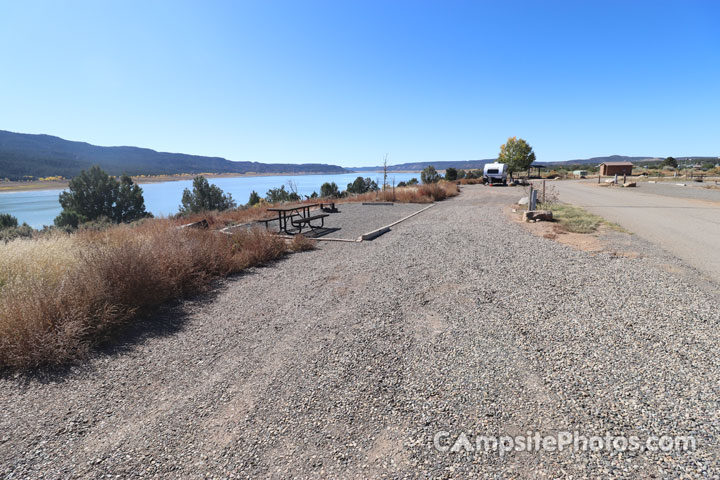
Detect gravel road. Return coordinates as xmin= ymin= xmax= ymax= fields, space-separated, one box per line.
xmin=1 ymin=185 xmax=719 ymax=478
xmin=553 ymin=179 xmax=720 ymax=284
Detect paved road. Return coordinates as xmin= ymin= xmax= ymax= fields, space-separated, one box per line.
xmin=553 ymin=180 xmax=720 ymax=283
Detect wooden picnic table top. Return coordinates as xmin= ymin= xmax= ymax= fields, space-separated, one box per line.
xmin=267 ymin=203 xmax=319 ymax=212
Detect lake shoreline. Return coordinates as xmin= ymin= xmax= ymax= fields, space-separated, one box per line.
xmin=0 ymin=170 xmax=404 ymax=193
xmin=0 ymin=171 xmax=425 ymax=228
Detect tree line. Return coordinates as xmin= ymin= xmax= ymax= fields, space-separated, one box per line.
xmin=40 ymin=165 xmax=460 ymax=229
xmin=0 ymin=137 xmax=545 ymax=234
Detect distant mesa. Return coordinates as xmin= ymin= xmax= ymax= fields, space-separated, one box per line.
xmin=351 ymin=159 xmax=497 ymax=172
xmin=351 ymin=154 xmax=717 ymax=172
xmin=0 ymin=130 xmax=348 ymax=180
xmin=351 ymin=157 xmax=646 ymax=172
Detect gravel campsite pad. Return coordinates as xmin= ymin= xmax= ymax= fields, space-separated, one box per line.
xmin=313 ymin=202 xmax=430 ymax=240
xmin=1 ymin=185 xmax=719 ymax=478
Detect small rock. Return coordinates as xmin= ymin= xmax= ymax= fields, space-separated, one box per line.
xmin=524 ymin=210 xmax=553 ymax=222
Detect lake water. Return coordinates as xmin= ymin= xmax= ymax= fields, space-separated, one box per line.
xmin=0 ymin=172 xmax=420 ymax=228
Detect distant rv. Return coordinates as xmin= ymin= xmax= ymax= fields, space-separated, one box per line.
xmin=483 ymin=162 xmax=508 ymax=185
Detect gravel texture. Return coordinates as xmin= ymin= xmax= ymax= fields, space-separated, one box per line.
xmin=1 ymin=185 xmax=719 ymax=478
xmin=313 ymin=202 xmax=430 ymax=240
xmin=256 ymin=202 xmax=429 ymax=240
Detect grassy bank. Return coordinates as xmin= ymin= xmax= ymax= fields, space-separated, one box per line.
xmin=544 ymin=204 xmax=623 ymax=234
xmin=0 ymin=220 xmax=312 ymax=369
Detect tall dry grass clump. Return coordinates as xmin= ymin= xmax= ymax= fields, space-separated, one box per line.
xmin=288 ymin=234 xmax=316 ymax=252
xmin=0 ymin=220 xmax=291 ymax=369
xmin=345 ymin=181 xmax=459 ymax=204
xmin=0 ymin=233 xmax=79 ymax=290
xmin=457 ymin=177 xmax=484 ymax=185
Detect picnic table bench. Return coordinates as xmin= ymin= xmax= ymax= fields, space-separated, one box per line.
xmin=267 ymin=203 xmax=328 ymax=235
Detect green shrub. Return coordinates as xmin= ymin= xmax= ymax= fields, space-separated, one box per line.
xmin=421 ymin=166 xmax=440 ymax=184
xmin=0 ymin=214 xmax=19 ymax=229
xmin=0 ymin=224 xmax=33 ymax=243
xmin=179 ymin=176 xmax=236 ymax=215
xmin=346 ymin=177 xmax=378 ymax=194
xmin=265 ymin=185 xmax=300 ymax=203
xmin=248 ymin=190 xmax=261 ymax=206
xmin=320 ymin=182 xmax=340 ymax=198
xmin=55 ymin=166 xmax=151 ymax=227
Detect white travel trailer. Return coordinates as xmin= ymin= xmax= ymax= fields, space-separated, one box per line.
xmin=483 ymin=162 xmax=508 ymax=185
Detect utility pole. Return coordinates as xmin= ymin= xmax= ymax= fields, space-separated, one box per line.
xmin=382 ymin=153 xmax=389 ymax=193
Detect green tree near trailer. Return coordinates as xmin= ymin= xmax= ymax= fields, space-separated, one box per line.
xmin=497 ymin=137 xmax=536 ymax=178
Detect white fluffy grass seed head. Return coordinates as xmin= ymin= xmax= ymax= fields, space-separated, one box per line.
xmin=0 ymin=233 xmax=80 ymax=291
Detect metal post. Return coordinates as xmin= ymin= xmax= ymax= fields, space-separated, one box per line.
xmin=530 ymin=189 xmax=538 ymax=211
xmin=542 ymin=180 xmax=546 ymax=204
xmin=528 ymin=185 xmax=533 ymax=210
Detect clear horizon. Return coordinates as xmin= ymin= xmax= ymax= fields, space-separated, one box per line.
xmin=1 ymin=1 xmax=718 ymax=167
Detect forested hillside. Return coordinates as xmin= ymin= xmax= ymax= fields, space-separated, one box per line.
xmin=0 ymin=130 xmax=347 ymax=180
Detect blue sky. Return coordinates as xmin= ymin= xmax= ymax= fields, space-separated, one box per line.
xmin=1 ymin=1 xmax=718 ymax=167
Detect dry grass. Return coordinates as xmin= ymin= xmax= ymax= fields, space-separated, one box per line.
xmin=0 ymin=233 xmax=79 ymax=290
xmin=0 ymin=219 xmax=298 ymax=369
xmin=457 ymin=178 xmax=484 ymax=185
xmin=342 ymin=182 xmax=459 ymax=204
xmin=0 ymin=180 xmax=461 ymax=369
xmin=172 ymin=183 xmax=460 ymax=229
xmin=170 ymin=204 xmax=277 ymax=229
xmin=288 ymin=234 xmax=316 ymax=252
xmin=0 ymin=178 xmax=464 ymax=369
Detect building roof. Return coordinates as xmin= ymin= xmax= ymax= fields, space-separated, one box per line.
xmin=600 ymin=161 xmax=634 ymax=166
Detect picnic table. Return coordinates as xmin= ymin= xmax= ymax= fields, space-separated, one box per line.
xmin=267 ymin=203 xmax=329 ymax=235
